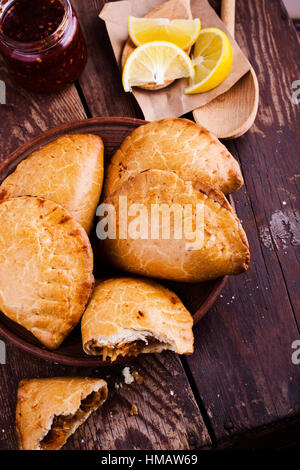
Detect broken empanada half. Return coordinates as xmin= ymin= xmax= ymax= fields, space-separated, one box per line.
xmin=0 ymin=196 xmax=94 ymax=349
xmin=81 ymin=277 xmax=194 ymax=361
xmin=103 ymin=118 xmax=243 ymax=197
xmin=98 ymin=169 xmax=249 ymax=282
xmin=16 ymin=377 xmax=108 ymax=450
xmin=0 ymin=134 xmax=104 ymax=233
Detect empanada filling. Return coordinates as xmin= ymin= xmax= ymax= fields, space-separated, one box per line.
xmin=39 ymin=389 xmax=106 ymax=450
xmin=91 ymin=337 xmax=173 ymax=362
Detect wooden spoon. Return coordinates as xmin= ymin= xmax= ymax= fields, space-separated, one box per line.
xmin=193 ymin=0 xmax=259 ymax=139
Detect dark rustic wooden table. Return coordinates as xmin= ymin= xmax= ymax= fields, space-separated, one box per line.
xmin=0 ymin=0 xmax=299 ymax=451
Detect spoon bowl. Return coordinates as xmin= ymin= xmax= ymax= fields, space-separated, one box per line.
xmin=193 ymin=67 xmax=259 ymax=139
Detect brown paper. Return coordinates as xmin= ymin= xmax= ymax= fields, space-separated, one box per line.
xmin=100 ymin=0 xmax=251 ymax=121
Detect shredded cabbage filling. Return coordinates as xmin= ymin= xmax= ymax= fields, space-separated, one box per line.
xmin=91 ymin=338 xmax=166 ymax=362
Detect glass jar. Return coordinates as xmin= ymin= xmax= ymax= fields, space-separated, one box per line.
xmin=0 ymin=0 xmax=87 ymax=93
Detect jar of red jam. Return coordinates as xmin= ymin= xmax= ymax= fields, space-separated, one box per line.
xmin=0 ymin=0 xmax=87 ymax=93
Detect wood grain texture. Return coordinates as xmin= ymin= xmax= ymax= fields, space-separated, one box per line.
xmin=0 ymin=62 xmax=86 ymax=163
xmin=0 ymin=343 xmax=210 ymax=450
xmin=193 ymin=66 xmax=259 ymax=139
xmin=74 ymin=0 xmax=142 ymax=118
xmin=186 ymin=0 xmax=300 ymax=445
xmin=221 ymin=0 xmax=235 ymax=36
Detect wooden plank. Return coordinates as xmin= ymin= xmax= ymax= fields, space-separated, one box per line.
xmin=74 ymin=0 xmax=142 ymax=119
xmin=66 ymin=352 xmax=210 ymax=450
xmin=0 ymin=62 xmax=86 ymax=162
xmin=0 ymin=342 xmax=210 ymax=450
xmin=0 ymin=1 xmax=211 ymax=450
xmin=185 ymin=0 xmax=300 ymax=444
xmin=218 ymin=415 xmax=300 ymax=450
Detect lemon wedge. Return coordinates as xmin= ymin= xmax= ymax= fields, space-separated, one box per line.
xmin=122 ymin=41 xmax=195 ymax=92
xmin=128 ymin=16 xmax=201 ymax=50
xmin=185 ymin=28 xmax=233 ymax=94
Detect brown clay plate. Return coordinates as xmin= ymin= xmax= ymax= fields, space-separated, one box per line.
xmin=0 ymin=117 xmax=230 ymax=367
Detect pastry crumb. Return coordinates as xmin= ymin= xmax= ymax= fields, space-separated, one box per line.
xmin=129 ymin=404 xmax=138 ymax=416
xmin=122 ymin=367 xmax=134 ymax=384
xmin=132 ymin=371 xmax=143 ymax=384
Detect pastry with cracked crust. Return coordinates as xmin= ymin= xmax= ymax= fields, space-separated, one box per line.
xmin=0 ymin=196 xmax=94 ymax=349
xmin=98 ymin=169 xmax=249 ymax=282
xmin=0 ymin=134 xmax=104 ymax=233
xmin=81 ymin=277 xmax=193 ymax=361
xmin=103 ymin=118 xmax=243 ymax=198
xmin=16 ymin=377 xmax=108 ymax=450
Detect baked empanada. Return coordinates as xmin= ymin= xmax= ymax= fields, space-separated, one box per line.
xmin=0 ymin=134 xmax=104 ymax=233
xmin=81 ymin=277 xmax=193 ymax=361
xmin=0 ymin=196 xmax=94 ymax=349
xmin=98 ymin=169 xmax=249 ymax=282
xmin=16 ymin=377 xmax=108 ymax=450
xmin=103 ymin=118 xmax=243 ymax=197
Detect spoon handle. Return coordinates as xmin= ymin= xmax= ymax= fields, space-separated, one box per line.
xmin=221 ymin=0 xmax=236 ymax=38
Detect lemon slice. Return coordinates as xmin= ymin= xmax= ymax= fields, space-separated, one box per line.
xmin=185 ymin=28 xmax=233 ymax=94
xmin=128 ymin=16 xmax=201 ymax=50
xmin=122 ymin=41 xmax=195 ymax=92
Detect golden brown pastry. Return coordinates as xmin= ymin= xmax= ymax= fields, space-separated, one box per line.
xmin=98 ymin=169 xmax=249 ymax=282
xmin=0 ymin=196 xmax=94 ymax=349
xmin=81 ymin=277 xmax=193 ymax=361
xmin=16 ymin=377 xmax=108 ymax=450
xmin=103 ymin=118 xmax=243 ymax=197
xmin=0 ymin=134 xmax=104 ymax=233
